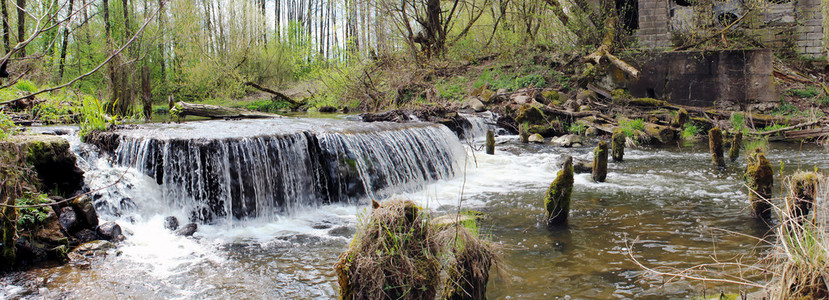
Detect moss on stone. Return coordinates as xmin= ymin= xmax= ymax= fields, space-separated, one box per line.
xmin=745 ymin=149 xmax=773 ymax=218
xmin=593 ymin=141 xmax=608 ymax=182
xmin=542 ymin=90 xmax=560 ymax=103
xmin=630 ymin=98 xmax=668 ymax=107
xmin=709 ymin=127 xmax=725 ymax=168
xmin=515 ymin=104 xmax=545 ymax=125
xmin=545 ymin=156 xmax=574 ymax=226
xmin=485 ymin=130 xmax=495 ymax=155
xmin=611 ymin=131 xmax=625 ymax=162
xmin=728 ymin=131 xmax=742 ymax=162
xmin=528 ymin=121 xmax=563 ymax=137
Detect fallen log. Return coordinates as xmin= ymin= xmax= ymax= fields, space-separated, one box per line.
xmin=170 ymin=101 xmax=281 ymax=119
xmin=769 ymin=126 xmax=829 ymax=141
xmin=244 ymin=82 xmax=305 ymax=107
xmin=758 ymin=119 xmax=827 ymax=136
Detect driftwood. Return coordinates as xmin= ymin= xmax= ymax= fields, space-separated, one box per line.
xmin=170 ymin=101 xmax=281 ymax=119
xmin=759 ymin=119 xmax=826 ymax=136
xmin=769 ymin=126 xmax=829 ymax=141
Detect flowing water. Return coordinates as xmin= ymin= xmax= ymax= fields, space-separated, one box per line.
xmin=3 ymin=116 xmax=828 ymax=299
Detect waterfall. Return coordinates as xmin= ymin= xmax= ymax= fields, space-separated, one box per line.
xmin=458 ymin=111 xmax=505 ymax=140
xmin=104 ymin=118 xmax=463 ymax=222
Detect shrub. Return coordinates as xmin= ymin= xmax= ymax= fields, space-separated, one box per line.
xmin=568 ymin=121 xmax=587 ymax=135
xmin=0 ymin=111 xmax=16 ymax=139
xmin=13 ymin=80 xmax=38 ymax=93
xmin=681 ymin=123 xmax=700 ymax=139
xmin=618 ymin=118 xmax=645 ymax=138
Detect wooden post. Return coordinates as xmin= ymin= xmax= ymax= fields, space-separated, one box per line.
xmin=485 ymin=130 xmax=494 ymax=155
xmin=746 ymin=149 xmax=773 ymax=218
xmin=709 ymin=127 xmax=725 ymax=168
xmin=592 ymin=141 xmax=608 ymax=182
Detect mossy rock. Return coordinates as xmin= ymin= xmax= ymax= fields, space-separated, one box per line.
xmin=629 ymin=98 xmax=668 ymax=107
xmin=610 ymin=89 xmax=629 ymax=100
xmin=544 ymin=156 xmax=574 ymax=226
xmin=528 ymin=121 xmax=563 ymax=137
xmin=2 ymin=135 xmax=84 ymax=196
xmin=542 ymin=90 xmax=560 ymax=103
xmin=515 ymin=104 xmax=546 ymax=125
xmin=745 ymin=149 xmax=773 ymax=218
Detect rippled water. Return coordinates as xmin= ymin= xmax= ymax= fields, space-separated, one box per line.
xmin=4 ymin=130 xmax=828 ymax=299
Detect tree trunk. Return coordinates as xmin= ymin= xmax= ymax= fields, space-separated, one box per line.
xmin=171 ymin=102 xmax=281 ymax=119
xmin=14 ymin=0 xmax=23 ymax=57
xmin=141 ymin=66 xmax=151 ymax=120
xmin=1 ymin=0 xmax=9 ymax=53
xmin=58 ymin=0 xmax=75 ymax=81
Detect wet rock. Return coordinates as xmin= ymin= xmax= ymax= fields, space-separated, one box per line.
xmin=485 ymin=130 xmax=495 ymax=155
xmin=328 ymin=226 xmax=356 ymax=238
xmin=545 ymin=155 xmax=574 ymax=226
xmin=573 ymin=159 xmax=593 ymax=174
xmin=32 ymin=208 xmax=68 ymax=245
xmin=2 ymin=135 xmax=85 ymax=196
xmin=709 ymin=127 xmax=725 ymax=168
xmin=585 ymin=127 xmax=598 ymax=137
xmin=164 ymin=216 xmax=180 ymax=231
xmin=70 ymin=196 xmax=98 ymax=228
xmin=318 ymin=106 xmax=337 ymax=113
xmin=528 ymin=133 xmax=544 ymax=143
xmin=58 ymin=206 xmax=80 ymax=233
xmin=592 ymin=141 xmax=608 ymax=182
xmin=119 ymin=198 xmax=137 ymax=211
xmin=643 ymin=123 xmax=677 ymax=144
xmin=728 ymin=131 xmax=742 ymax=162
xmin=745 ymin=149 xmax=773 ymax=218
xmin=97 ymin=222 xmax=124 ymax=241
xmin=527 ymin=123 xmax=563 ymax=137
xmin=462 ymin=97 xmax=486 ymax=112
xmin=68 ymin=240 xmax=116 ymax=261
xmin=514 ymin=95 xmax=532 ymax=105
xmin=786 ymin=171 xmax=822 ymax=224
xmin=550 ymin=134 xmax=582 ymax=147
xmin=611 ymin=131 xmax=625 ymax=162
xmin=73 ymin=229 xmax=99 ymax=243
xmin=175 ymin=223 xmax=198 ymax=237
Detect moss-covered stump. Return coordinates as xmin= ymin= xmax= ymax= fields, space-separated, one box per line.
xmin=611 ymin=131 xmax=625 ymax=162
xmin=672 ymin=108 xmax=689 ymax=128
xmin=1 ymin=135 xmax=84 ymax=196
xmin=745 ymin=149 xmax=773 ymax=218
xmin=709 ymin=127 xmax=725 ymax=168
xmin=545 ymin=156 xmax=574 ymax=227
xmin=485 ymin=130 xmax=495 ymax=155
xmin=519 ymin=123 xmax=529 ymax=143
xmin=335 ymin=199 xmax=495 ymax=300
xmin=592 ymin=141 xmax=608 ymax=182
xmin=785 ymin=171 xmax=822 ymax=223
xmin=728 ymin=131 xmax=742 ymax=162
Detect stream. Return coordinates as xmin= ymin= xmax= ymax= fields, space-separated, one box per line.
xmin=2 ymin=115 xmax=828 ymax=299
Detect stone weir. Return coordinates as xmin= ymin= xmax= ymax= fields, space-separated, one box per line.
xmin=89 ymin=118 xmax=464 ymax=222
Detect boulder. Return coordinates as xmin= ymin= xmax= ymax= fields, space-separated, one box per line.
xmin=2 ymin=135 xmax=84 ymax=196
xmin=32 ymin=208 xmax=68 ymax=245
xmin=515 ymin=105 xmax=545 ymax=124
xmin=70 ymin=196 xmax=98 ymax=228
xmin=550 ymin=135 xmax=582 ymax=147
xmin=528 ymin=134 xmax=544 ymax=143
xmin=73 ymin=229 xmax=99 ymax=243
xmin=164 ymin=216 xmax=180 ymax=231
xmin=58 ymin=206 xmax=80 ymax=233
xmin=462 ymin=97 xmax=486 ymax=112
xmin=514 ymin=95 xmax=532 ymax=105
xmin=175 ymin=223 xmax=198 ymax=237
xmin=97 ymin=222 xmax=124 ymax=241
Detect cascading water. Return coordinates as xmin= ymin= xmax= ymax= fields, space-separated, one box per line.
xmin=458 ymin=111 xmax=507 ymax=141
xmin=100 ymin=118 xmax=464 ymax=222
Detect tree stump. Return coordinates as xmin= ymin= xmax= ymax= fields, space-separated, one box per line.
xmin=485 ymin=130 xmax=495 ymax=155
xmin=611 ymin=131 xmax=625 ymax=162
xmin=746 ymin=149 xmax=773 ymax=218
xmin=709 ymin=127 xmax=725 ymax=168
xmin=545 ymin=155 xmax=574 ymax=227
xmin=592 ymin=141 xmax=608 ymax=182
xmin=728 ymin=131 xmax=742 ymax=162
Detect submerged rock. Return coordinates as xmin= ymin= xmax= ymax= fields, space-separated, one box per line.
xmin=545 ymin=156 xmax=574 ymax=226
xmin=164 ymin=216 xmax=180 ymax=231
xmin=485 ymin=130 xmax=495 ymax=155
xmin=709 ymin=127 xmax=725 ymax=168
xmin=175 ymin=223 xmax=198 ymax=237
xmin=745 ymin=149 xmax=773 ymax=218
xmin=728 ymin=131 xmax=742 ymax=162
xmin=611 ymin=131 xmax=625 ymax=162
xmin=68 ymin=240 xmax=116 ymax=261
xmin=592 ymin=141 xmax=608 ymax=182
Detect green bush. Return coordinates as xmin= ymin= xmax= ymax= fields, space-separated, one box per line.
xmin=14 ymin=80 xmax=38 ymax=93
xmin=0 ymin=110 xmax=17 ymax=139
xmin=16 ymin=192 xmax=51 ymax=229
xmin=567 ymin=121 xmax=587 ymax=135
xmin=681 ymin=123 xmax=701 ymax=139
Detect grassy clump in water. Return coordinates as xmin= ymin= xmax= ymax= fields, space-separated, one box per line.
xmin=335 ymin=199 xmax=496 ymax=300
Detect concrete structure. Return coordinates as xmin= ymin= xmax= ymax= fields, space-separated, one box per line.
xmin=637 ymin=0 xmax=826 ymax=57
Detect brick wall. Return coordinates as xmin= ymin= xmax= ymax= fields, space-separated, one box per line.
xmin=796 ymin=0 xmax=825 ymax=57
xmin=637 ymin=0 xmax=671 ymax=49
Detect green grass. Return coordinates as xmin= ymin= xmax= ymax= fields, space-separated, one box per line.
xmin=78 ymin=95 xmax=111 ymax=139
xmin=13 ymin=80 xmax=38 ymax=93
xmin=681 ymin=123 xmax=701 ymax=139
xmin=0 ymin=110 xmax=17 ymax=139
xmin=567 ymin=121 xmax=587 ymax=135
xmin=618 ymin=118 xmax=645 ymax=138
xmin=786 ymin=86 xmax=821 ymax=98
